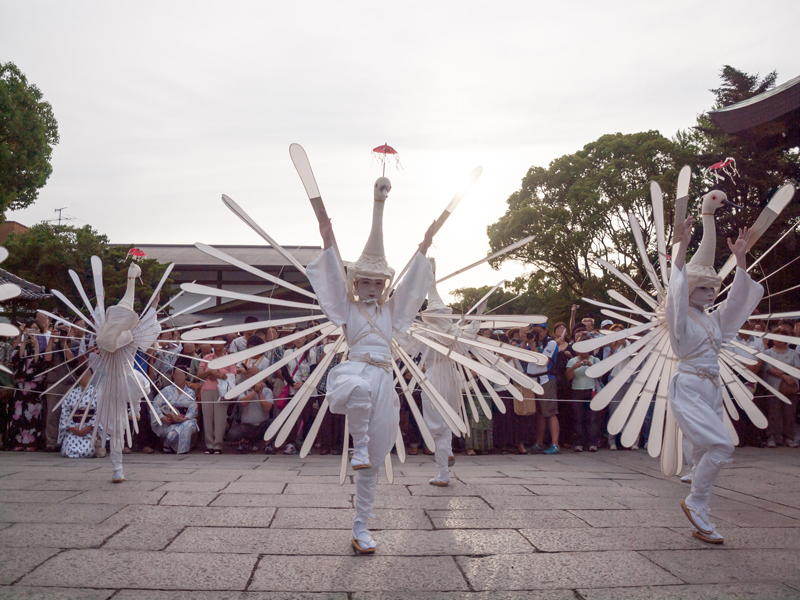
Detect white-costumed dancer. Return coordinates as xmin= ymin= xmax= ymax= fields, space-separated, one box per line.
xmin=305 ymin=177 xmax=434 ymax=554
xmin=669 ymin=211 xmax=762 ymax=544
xmin=43 ymin=255 xmax=188 ymax=483
xmin=408 ymin=261 xmax=477 ymax=487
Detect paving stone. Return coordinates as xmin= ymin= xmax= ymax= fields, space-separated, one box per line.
xmin=428 ymin=509 xmax=588 ymax=529
xmin=408 ymin=483 xmax=533 ymax=496
xmin=63 ymin=490 xmax=165 ymax=505
xmin=458 ymin=551 xmax=681 ymax=590
xmin=370 ymin=495 xmax=489 ymax=510
xmin=577 ymin=582 xmax=800 ymax=599
xmin=456 ymin=477 xmax=571 ymax=485
xmin=283 ymin=483 xmax=410 ymax=496
xmin=152 ymin=481 xmax=231 ymax=492
xmin=249 ymin=556 xmax=468 ymax=591
xmin=29 ymin=480 xmax=165 ymax=491
xmin=352 ymin=593 xmax=576 ymax=600
xmin=270 ymin=507 xmax=432 ymax=530
xmin=158 ymin=491 xmax=219 ymax=506
xmin=568 ymin=509 xmax=698 ymax=528
xmin=712 ymin=509 xmax=800 ymax=528
xmin=235 ymin=471 xmax=304 ymax=482
xmin=113 ymin=592 xmax=345 ymax=600
xmin=520 ymin=527 xmax=698 ymax=552
xmin=482 ymin=494 xmax=626 ymax=510
xmin=0 ymin=503 xmax=124 ymax=524
xmin=757 ymin=492 xmax=800 ymax=509
xmin=102 ymin=505 xmax=276 ymax=527
xmin=168 ymin=526 xmax=531 ymax=555
xmin=19 ymin=549 xmax=257 ymax=590
xmin=103 ymin=524 xmax=184 ymax=551
xmin=0 ymin=491 xmax=81 ymax=503
xmin=0 ymin=585 xmax=115 ymax=599
xmin=211 ymin=494 xmax=352 ymax=508
xmin=4 ymin=470 xmax=108 ymax=481
xmin=522 ymin=485 xmax=650 ymax=496
xmin=641 ymin=549 xmax=800 ymax=584
xmin=0 ymin=548 xmax=59 ymax=585
xmin=210 ymin=481 xmax=288 ymax=494
xmin=0 ymin=523 xmax=120 ymax=549
xmin=125 ymin=469 xmax=244 ymax=482
xmin=607 ymin=495 xmax=751 ymax=511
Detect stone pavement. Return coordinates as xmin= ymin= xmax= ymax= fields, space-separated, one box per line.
xmin=1 ymin=447 xmax=800 ymax=599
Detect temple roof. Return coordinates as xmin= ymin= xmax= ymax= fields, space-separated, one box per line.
xmin=0 ymin=267 xmax=52 ymax=300
xmin=709 ymin=74 xmax=800 ymax=148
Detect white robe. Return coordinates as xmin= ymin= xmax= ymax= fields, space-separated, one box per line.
xmin=666 ymin=265 xmax=763 ymax=507
xmin=306 ymin=247 xmax=433 ymax=524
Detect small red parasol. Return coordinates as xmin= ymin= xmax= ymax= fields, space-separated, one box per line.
xmin=372 ymin=143 xmax=402 ymax=176
xmin=127 ymin=248 xmax=147 ymax=262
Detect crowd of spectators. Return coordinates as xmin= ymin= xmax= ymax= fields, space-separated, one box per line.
xmin=1 ymin=303 xmax=797 ymax=458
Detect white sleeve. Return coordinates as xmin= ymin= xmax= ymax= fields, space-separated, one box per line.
xmin=715 ymin=267 xmax=764 ymax=343
xmin=666 ymin=264 xmax=689 ymax=343
xmin=388 ymin=252 xmax=434 ymax=333
xmin=305 ymin=247 xmax=350 ymax=327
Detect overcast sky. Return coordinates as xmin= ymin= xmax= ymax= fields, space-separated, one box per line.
xmin=2 ymin=0 xmax=799 ymax=304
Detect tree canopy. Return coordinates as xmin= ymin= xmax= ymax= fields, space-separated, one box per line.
xmin=2 ymin=223 xmax=173 ymax=322
xmin=458 ymin=66 xmax=800 ymax=325
xmin=0 ymin=62 xmax=59 ymax=221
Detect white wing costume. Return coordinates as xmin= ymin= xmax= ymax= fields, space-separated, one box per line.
xmin=42 ymin=258 xmax=201 ymax=481
xmin=398 ymin=260 xmax=548 ymax=485
xmin=182 ymin=144 xmax=551 ymax=553
xmin=574 ymin=168 xmax=799 ymax=478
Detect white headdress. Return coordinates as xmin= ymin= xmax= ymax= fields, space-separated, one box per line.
xmin=348 ymin=177 xmax=395 ymax=302
xmin=686 ymin=190 xmax=730 ymax=295
xmin=423 ymin=258 xmax=450 ymax=313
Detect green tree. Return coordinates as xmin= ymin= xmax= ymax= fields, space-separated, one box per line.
xmin=485 ymin=131 xmax=692 ymax=323
xmin=0 ymin=63 xmax=59 ymax=221
xmin=2 ymin=223 xmax=172 ymax=322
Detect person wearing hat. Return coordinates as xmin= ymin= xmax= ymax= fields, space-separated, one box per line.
xmin=306 ymin=177 xmax=435 ymax=554
xmin=668 ymin=206 xmax=762 ymax=545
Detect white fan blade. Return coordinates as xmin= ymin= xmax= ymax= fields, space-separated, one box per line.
xmin=180 ymin=282 xmax=321 ymax=312
xmin=573 ymin=319 xmax=659 ymax=353
xmin=436 ymin=235 xmax=536 ymax=285
xmin=408 ymin=331 xmax=509 ymax=386
xmin=0 ymin=323 xmax=20 ymax=337
xmin=651 ymin=181 xmax=669 ymax=286
xmin=211 ymin=322 xmax=335 ymax=369
xmin=288 ymin=144 xmax=348 ymax=283
xmin=395 ymin=427 xmax=406 ymax=464
xmin=717 ymin=183 xmax=795 ymax=282
xmin=596 ymin=259 xmax=659 ymax=310
xmin=222 ymin=193 xmax=309 ymax=275
xmin=628 ymin=211 xmax=664 ymax=301
xmin=340 ymin=417 xmax=349 ymax=485
xmin=90 ymin=256 xmax=105 ymax=318
xmin=590 ymin=328 xmax=669 ymax=410
xmin=196 ymin=242 xmax=316 ymax=300
xmin=0 ymin=283 xmax=21 ymax=302
xmin=391 ymin=360 xmax=435 ymax=451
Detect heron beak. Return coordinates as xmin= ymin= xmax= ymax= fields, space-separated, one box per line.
xmin=721 ymin=198 xmax=743 ymax=210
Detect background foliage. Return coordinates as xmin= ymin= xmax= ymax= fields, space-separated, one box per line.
xmin=0 ymin=62 xmax=59 ymax=222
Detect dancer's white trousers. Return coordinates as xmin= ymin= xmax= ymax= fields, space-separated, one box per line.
xmin=669 ymin=372 xmax=734 ymax=507
xmin=109 ymin=435 xmax=124 ymax=477
xmin=422 ymin=393 xmax=452 ymax=478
